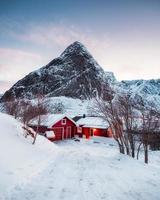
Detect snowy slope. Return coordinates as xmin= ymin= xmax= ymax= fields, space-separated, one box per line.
xmin=1 ymin=41 xmax=107 ymax=101
xmin=0 ymin=112 xmax=57 ymax=199
xmin=1 ymin=114 xmax=160 ymax=200
xmin=48 ymin=96 xmax=91 ymax=116
xmin=4 ymin=137 xmax=160 ymax=200
xmin=117 ymin=79 xmax=160 ymax=109
xmin=1 ymin=41 xmax=159 ymax=109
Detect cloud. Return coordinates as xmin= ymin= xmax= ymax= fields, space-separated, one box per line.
xmin=11 ymin=23 xmax=111 ymax=59
xmin=0 ymin=48 xmax=45 ymax=81
xmin=1 ymin=20 xmax=160 ymax=87
xmin=0 ymin=80 xmax=14 ymax=94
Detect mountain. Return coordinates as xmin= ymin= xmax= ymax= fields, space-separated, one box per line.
xmin=1 ymin=41 xmax=109 ymax=101
xmin=0 ymin=41 xmax=159 ymax=110
xmin=117 ymin=79 xmax=160 ymax=109
xmin=105 ymin=71 xmax=116 ymax=84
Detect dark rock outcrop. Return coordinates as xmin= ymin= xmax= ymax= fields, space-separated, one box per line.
xmin=1 ymin=41 xmax=109 ymax=101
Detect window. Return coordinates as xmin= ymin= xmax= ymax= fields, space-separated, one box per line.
xmin=77 ymin=127 xmax=82 ymax=133
xmin=61 ymin=119 xmax=66 ymax=125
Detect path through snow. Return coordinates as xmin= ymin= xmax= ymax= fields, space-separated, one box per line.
xmin=5 ymin=138 xmax=160 ymax=200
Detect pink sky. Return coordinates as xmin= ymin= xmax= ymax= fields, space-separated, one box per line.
xmin=0 ymin=0 xmax=160 ymax=93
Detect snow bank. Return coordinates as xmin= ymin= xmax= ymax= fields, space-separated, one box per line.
xmin=7 ymin=137 xmax=160 ymax=200
xmin=48 ymin=96 xmax=90 ymax=116
xmin=0 ymin=112 xmax=58 ymax=199
xmin=1 ymin=112 xmax=160 ymax=200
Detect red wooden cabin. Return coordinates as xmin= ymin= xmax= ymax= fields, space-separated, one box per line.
xmin=30 ymin=114 xmax=77 ymax=141
xmin=76 ymin=116 xmax=112 ymax=139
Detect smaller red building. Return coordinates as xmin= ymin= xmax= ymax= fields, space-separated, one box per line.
xmin=30 ymin=114 xmax=77 ymax=141
xmin=76 ymin=116 xmax=112 ymax=139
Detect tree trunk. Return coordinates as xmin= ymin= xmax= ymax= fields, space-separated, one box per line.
xmin=32 ymin=130 xmax=38 ymax=145
xmin=126 ymin=147 xmax=130 ymax=155
xmin=32 ymin=116 xmax=40 ymax=145
xmin=144 ymin=146 xmax=148 ymax=164
xmin=137 ymin=142 xmax=142 ymax=160
xmin=120 ymin=144 xmax=125 ymax=154
xmin=131 ymin=148 xmax=135 ymax=158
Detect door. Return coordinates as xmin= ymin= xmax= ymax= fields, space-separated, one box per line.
xmin=66 ymin=126 xmax=71 ymax=138
xmin=90 ymin=128 xmax=94 ymax=136
xmin=52 ymin=127 xmax=64 ymax=140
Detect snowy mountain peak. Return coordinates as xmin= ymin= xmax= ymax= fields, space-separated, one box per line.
xmin=0 ymin=42 xmax=107 ymax=101
xmin=60 ymin=41 xmax=88 ymax=58
xmin=105 ymin=71 xmax=117 ymax=84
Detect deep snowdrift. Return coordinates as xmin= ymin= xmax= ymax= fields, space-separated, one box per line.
xmin=1 ymin=113 xmax=160 ymax=200
xmin=0 ymin=112 xmax=57 ymax=199
xmin=6 ymin=137 xmax=160 ymax=200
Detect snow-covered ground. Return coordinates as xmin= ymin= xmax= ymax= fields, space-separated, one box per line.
xmin=1 ymin=113 xmax=160 ymax=200
xmin=0 ymin=113 xmax=58 ymax=199
xmin=47 ymin=96 xmax=93 ymax=117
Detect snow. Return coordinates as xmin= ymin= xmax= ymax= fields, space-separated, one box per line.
xmin=47 ymin=96 xmax=91 ymax=116
xmin=77 ymin=116 xmax=109 ymax=129
xmin=117 ymin=79 xmax=160 ymax=109
xmin=105 ymin=71 xmax=117 ymax=84
xmin=4 ymin=137 xmax=160 ymax=200
xmin=46 ymin=131 xmax=55 ymax=138
xmin=1 ymin=113 xmax=160 ymax=200
xmin=0 ymin=112 xmax=58 ymax=199
xmin=30 ymin=113 xmax=77 ymax=127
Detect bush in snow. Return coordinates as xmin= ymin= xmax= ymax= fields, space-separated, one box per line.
xmin=93 ymin=84 xmax=160 ymax=164
xmin=50 ymin=102 xmax=65 ymax=114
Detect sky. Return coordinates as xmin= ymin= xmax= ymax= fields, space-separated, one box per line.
xmin=0 ymin=0 xmax=160 ymax=93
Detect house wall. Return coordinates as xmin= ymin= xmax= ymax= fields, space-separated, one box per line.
xmin=82 ymin=127 xmax=112 ymax=138
xmin=82 ymin=128 xmax=91 ymax=139
xmin=29 ymin=125 xmax=48 ymax=134
xmin=93 ymin=128 xmax=108 ymax=137
xmin=107 ymin=127 xmax=113 ymax=137
xmin=51 ymin=117 xmax=76 ymax=140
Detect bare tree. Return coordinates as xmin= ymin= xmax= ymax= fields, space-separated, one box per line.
xmin=116 ymin=93 xmax=137 ymax=158
xmin=31 ymin=94 xmax=49 ymax=144
xmin=3 ymin=97 xmax=21 ymax=119
xmin=136 ymin=100 xmax=160 ymax=163
xmin=51 ymin=102 xmax=65 ymax=114
xmin=93 ymin=85 xmax=126 ymax=154
xmin=19 ymin=100 xmax=37 ymax=125
xmin=17 ymin=95 xmax=49 ymax=144
xmin=93 ymin=84 xmax=160 ymax=164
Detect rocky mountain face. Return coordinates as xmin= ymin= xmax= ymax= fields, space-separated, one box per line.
xmin=1 ymin=41 xmax=110 ymax=101
xmin=119 ymin=79 xmax=160 ymax=96
xmin=0 ymin=41 xmax=159 ymax=110
xmin=118 ymin=79 xmax=160 ymax=109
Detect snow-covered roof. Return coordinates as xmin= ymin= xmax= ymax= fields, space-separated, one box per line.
xmin=30 ymin=114 xmax=77 ymax=127
xmin=76 ymin=117 xmax=109 ymax=129
xmin=46 ymin=131 xmax=55 ymax=138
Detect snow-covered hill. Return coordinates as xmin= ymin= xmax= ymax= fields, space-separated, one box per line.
xmin=118 ymin=79 xmax=160 ymax=109
xmin=47 ymin=96 xmax=92 ymax=116
xmin=4 ymin=137 xmax=160 ymax=200
xmin=0 ymin=112 xmax=57 ymax=199
xmin=1 ymin=113 xmax=160 ymax=200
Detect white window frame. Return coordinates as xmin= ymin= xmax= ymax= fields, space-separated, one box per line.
xmin=61 ymin=118 xmax=66 ymax=125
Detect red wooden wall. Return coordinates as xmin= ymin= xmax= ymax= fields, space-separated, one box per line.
xmin=82 ymin=127 xmax=112 ymax=139
xmin=50 ymin=117 xmax=76 ymax=140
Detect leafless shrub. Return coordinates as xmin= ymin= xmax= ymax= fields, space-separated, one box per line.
xmin=3 ymin=97 xmax=21 ymax=119
xmin=93 ymin=84 xmax=160 ymax=164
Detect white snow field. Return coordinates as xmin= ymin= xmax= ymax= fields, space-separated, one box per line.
xmin=0 ymin=113 xmax=160 ymax=200
xmin=0 ymin=113 xmax=58 ymax=200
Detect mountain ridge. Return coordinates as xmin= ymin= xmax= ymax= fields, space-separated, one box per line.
xmin=0 ymin=41 xmax=160 ymax=110
xmin=1 ymin=41 xmax=108 ymax=101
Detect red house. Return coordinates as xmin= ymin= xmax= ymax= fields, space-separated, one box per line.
xmin=30 ymin=114 xmax=77 ymax=141
xmin=76 ymin=116 xmax=112 ymax=139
